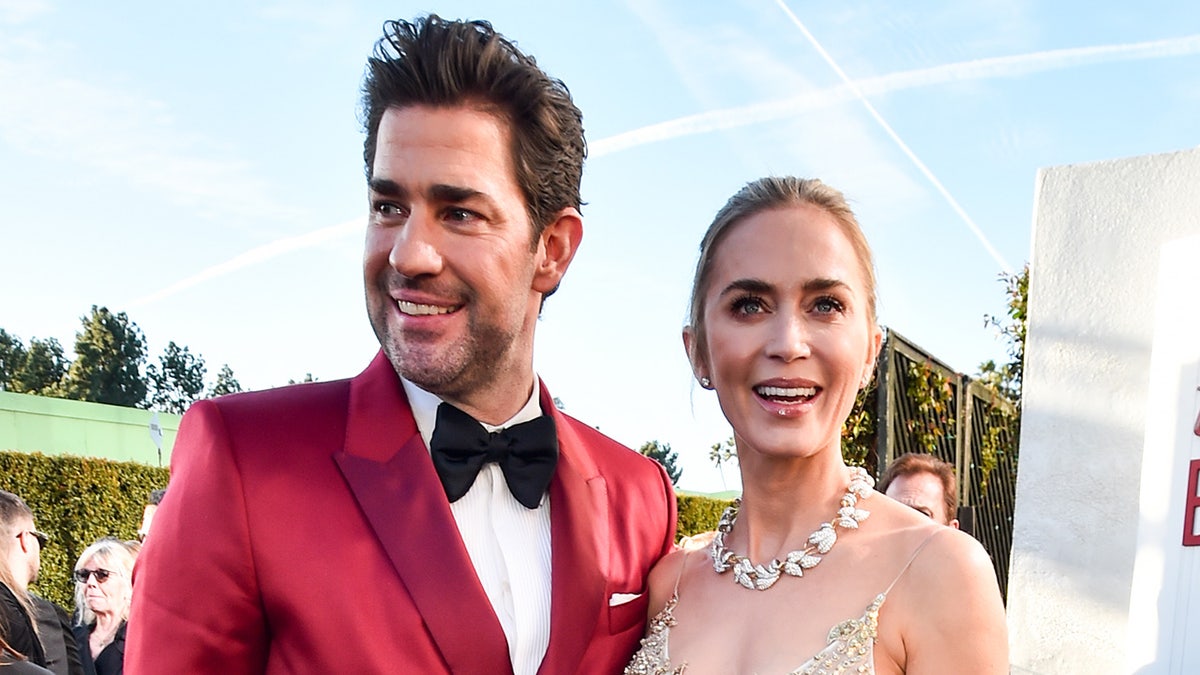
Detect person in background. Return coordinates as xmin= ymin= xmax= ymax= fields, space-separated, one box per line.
xmin=876 ymin=452 xmax=960 ymax=528
xmin=72 ymin=541 xmax=132 ymax=675
xmin=129 ymin=14 xmax=676 ymax=674
xmin=627 ymin=176 xmax=1006 ymax=674
xmin=134 ymin=490 xmax=164 ymax=543
xmin=0 ymin=491 xmax=47 ymax=669
xmin=31 ymin=596 xmax=81 ymax=675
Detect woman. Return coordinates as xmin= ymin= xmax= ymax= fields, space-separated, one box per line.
xmin=72 ymin=540 xmax=133 ymax=675
xmin=627 ymin=177 xmax=1007 ymax=674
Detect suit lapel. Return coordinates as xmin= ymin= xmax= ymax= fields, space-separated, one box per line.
xmin=334 ymin=352 xmax=513 ymax=674
xmin=539 ymin=384 xmax=607 ymax=673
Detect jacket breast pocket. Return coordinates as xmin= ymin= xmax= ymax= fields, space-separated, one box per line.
xmin=607 ymin=590 xmax=649 ymax=634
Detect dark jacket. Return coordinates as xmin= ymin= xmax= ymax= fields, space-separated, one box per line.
xmin=0 ymin=583 xmax=47 ymax=667
xmin=71 ymin=622 xmax=124 ymax=675
xmin=32 ymin=595 xmax=83 ymax=675
xmin=0 ymin=651 xmax=55 ymax=674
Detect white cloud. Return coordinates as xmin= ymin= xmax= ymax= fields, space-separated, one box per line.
xmin=0 ymin=27 xmax=302 ymax=224
xmin=0 ymin=0 xmax=49 ymax=25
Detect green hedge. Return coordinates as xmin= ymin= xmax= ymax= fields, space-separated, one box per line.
xmin=0 ymin=451 xmax=168 ymax=609
xmin=676 ymin=493 xmax=732 ymax=539
xmin=2 ymin=450 xmax=733 ymax=608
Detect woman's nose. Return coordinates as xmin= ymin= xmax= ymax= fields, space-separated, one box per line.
xmin=765 ymin=313 xmax=812 ymax=361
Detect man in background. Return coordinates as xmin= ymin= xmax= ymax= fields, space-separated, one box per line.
xmin=877 ymin=452 xmax=960 ymax=528
xmin=136 ymin=489 xmax=165 ymax=542
xmin=0 ymin=490 xmax=47 ymax=668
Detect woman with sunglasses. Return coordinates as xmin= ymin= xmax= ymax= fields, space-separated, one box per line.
xmin=72 ymin=540 xmax=133 ymax=675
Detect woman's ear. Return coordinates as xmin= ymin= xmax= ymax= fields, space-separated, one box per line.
xmin=861 ymin=324 xmax=883 ymax=388
xmin=683 ymin=326 xmax=707 ymax=383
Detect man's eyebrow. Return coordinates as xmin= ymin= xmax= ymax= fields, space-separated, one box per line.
xmin=429 ymin=183 xmax=487 ymax=204
xmin=905 ymin=503 xmax=935 ymax=519
xmin=368 ymin=177 xmax=405 ymax=197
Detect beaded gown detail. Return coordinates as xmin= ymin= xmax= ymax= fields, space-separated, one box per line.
xmin=624 ymin=530 xmax=941 ymax=675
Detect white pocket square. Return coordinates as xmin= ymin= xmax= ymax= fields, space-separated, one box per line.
xmin=608 ymin=592 xmax=642 ymax=607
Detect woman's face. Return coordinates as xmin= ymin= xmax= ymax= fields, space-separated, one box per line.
xmin=78 ymin=557 xmax=128 ymax=617
xmin=687 ymin=204 xmax=881 ymax=462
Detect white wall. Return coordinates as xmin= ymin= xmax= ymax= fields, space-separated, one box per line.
xmin=1008 ymin=147 xmax=1200 ymax=675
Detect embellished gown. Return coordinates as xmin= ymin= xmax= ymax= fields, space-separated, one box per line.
xmin=624 ymin=532 xmax=940 ymax=675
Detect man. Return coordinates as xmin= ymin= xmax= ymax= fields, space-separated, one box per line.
xmin=877 ymin=452 xmax=960 ymax=528
xmin=128 ymin=15 xmax=676 ymax=675
xmin=0 ymin=491 xmax=48 ymax=668
xmin=135 ymin=488 xmax=165 ymax=542
xmin=32 ymin=597 xmax=82 ymax=675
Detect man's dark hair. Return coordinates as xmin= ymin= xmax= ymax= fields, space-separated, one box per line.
xmin=877 ymin=452 xmax=958 ymax=521
xmin=0 ymin=490 xmax=33 ymax=542
xmin=360 ymin=15 xmax=586 ymax=239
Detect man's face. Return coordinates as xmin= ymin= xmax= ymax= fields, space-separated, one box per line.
xmin=364 ymin=105 xmax=568 ymax=421
xmin=138 ymin=504 xmax=157 ymax=541
xmin=885 ymin=472 xmax=957 ymax=527
xmin=16 ymin=517 xmax=40 ymax=584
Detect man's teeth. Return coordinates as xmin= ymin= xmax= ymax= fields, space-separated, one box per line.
xmin=397 ymin=300 xmax=454 ymax=316
xmin=756 ymin=385 xmax=816 ymax=398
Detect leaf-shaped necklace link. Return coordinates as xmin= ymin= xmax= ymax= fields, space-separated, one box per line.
xmin=710 ymin=467 xmax=874 ymax=591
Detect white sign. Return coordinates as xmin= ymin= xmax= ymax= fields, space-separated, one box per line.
xmin=149 ymin=412 xmax=163 ymax=450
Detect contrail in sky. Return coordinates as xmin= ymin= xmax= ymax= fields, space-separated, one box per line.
xmin=126 ymin=218 xmax=362 ymax=309
xmin=772 ymin=0 xmax=1013 ymax=273
xmin=591 ymin=32 xmax=1200 ymax=157
xmin=136 ymin=30 xmax=1200 ymax=304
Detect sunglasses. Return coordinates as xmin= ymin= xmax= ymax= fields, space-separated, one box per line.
xmin=17 ymin=530 xmax=49 ymax=548
xmin=73 ymin=568 xmax=114 ymax=584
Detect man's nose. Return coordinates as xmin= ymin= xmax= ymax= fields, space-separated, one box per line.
xmin=388 ymin=209 xmax=444 ymax=278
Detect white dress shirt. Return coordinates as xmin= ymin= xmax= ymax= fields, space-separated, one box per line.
xmin=402 ymin=379 xmax=552 ymax=675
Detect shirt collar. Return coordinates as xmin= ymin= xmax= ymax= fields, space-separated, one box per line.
xmin=401 ymin=378 xmax=544 ymax=450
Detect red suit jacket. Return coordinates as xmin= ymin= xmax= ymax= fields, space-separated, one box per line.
xmin=127 ymin=352 xmax=676 ymax=674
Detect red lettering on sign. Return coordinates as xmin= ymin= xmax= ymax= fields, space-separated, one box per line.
xmin=1185 ymin=459 xmax=1200 ymax=547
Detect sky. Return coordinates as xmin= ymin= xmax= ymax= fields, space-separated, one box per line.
xmin=2 ymin=0 xmax=1198 ymax=493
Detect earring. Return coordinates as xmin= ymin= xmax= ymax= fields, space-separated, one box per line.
xmin=700 ymin=377 xmax=713 ymax=390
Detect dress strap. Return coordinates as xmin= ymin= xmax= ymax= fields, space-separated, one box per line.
xmin=671 ymin=550 xmax=690 ymax=597
xmin=883 ymin=527 xmax=944 ymax=595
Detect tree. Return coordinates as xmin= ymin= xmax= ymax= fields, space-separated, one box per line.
xmin=0 ymin=329 xmax=27 ymax=391
xmin=638 ymin=440 xmax=682 ymax=485
xmin=60 ymin=306 xmax=148 ymax=407
xmin=978 ymin=264 xmax=1029 ymax=405
xmin=147 ymin=341 xmax=207 ymax=413
xmin=10 ymin=337 xmax=68 ymax=396
xmin=708 ymin=436 xmax=736 ymax=468
xmin=207 ymin=363 xmax=243 ymax=398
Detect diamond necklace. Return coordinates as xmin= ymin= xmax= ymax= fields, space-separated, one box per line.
xmin=710 ymin=466 xmax=874 ymax=591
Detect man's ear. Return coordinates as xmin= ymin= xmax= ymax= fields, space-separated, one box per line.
xmin=532 ymin=207 xmax=583 ymax=295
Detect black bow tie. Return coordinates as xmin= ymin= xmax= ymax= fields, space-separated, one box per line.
xmin=429 ymin=402 xmax=558 ymax=509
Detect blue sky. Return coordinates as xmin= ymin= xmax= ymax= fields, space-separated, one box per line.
xmin=2 ymin=0 xmax=1198 ymax=492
